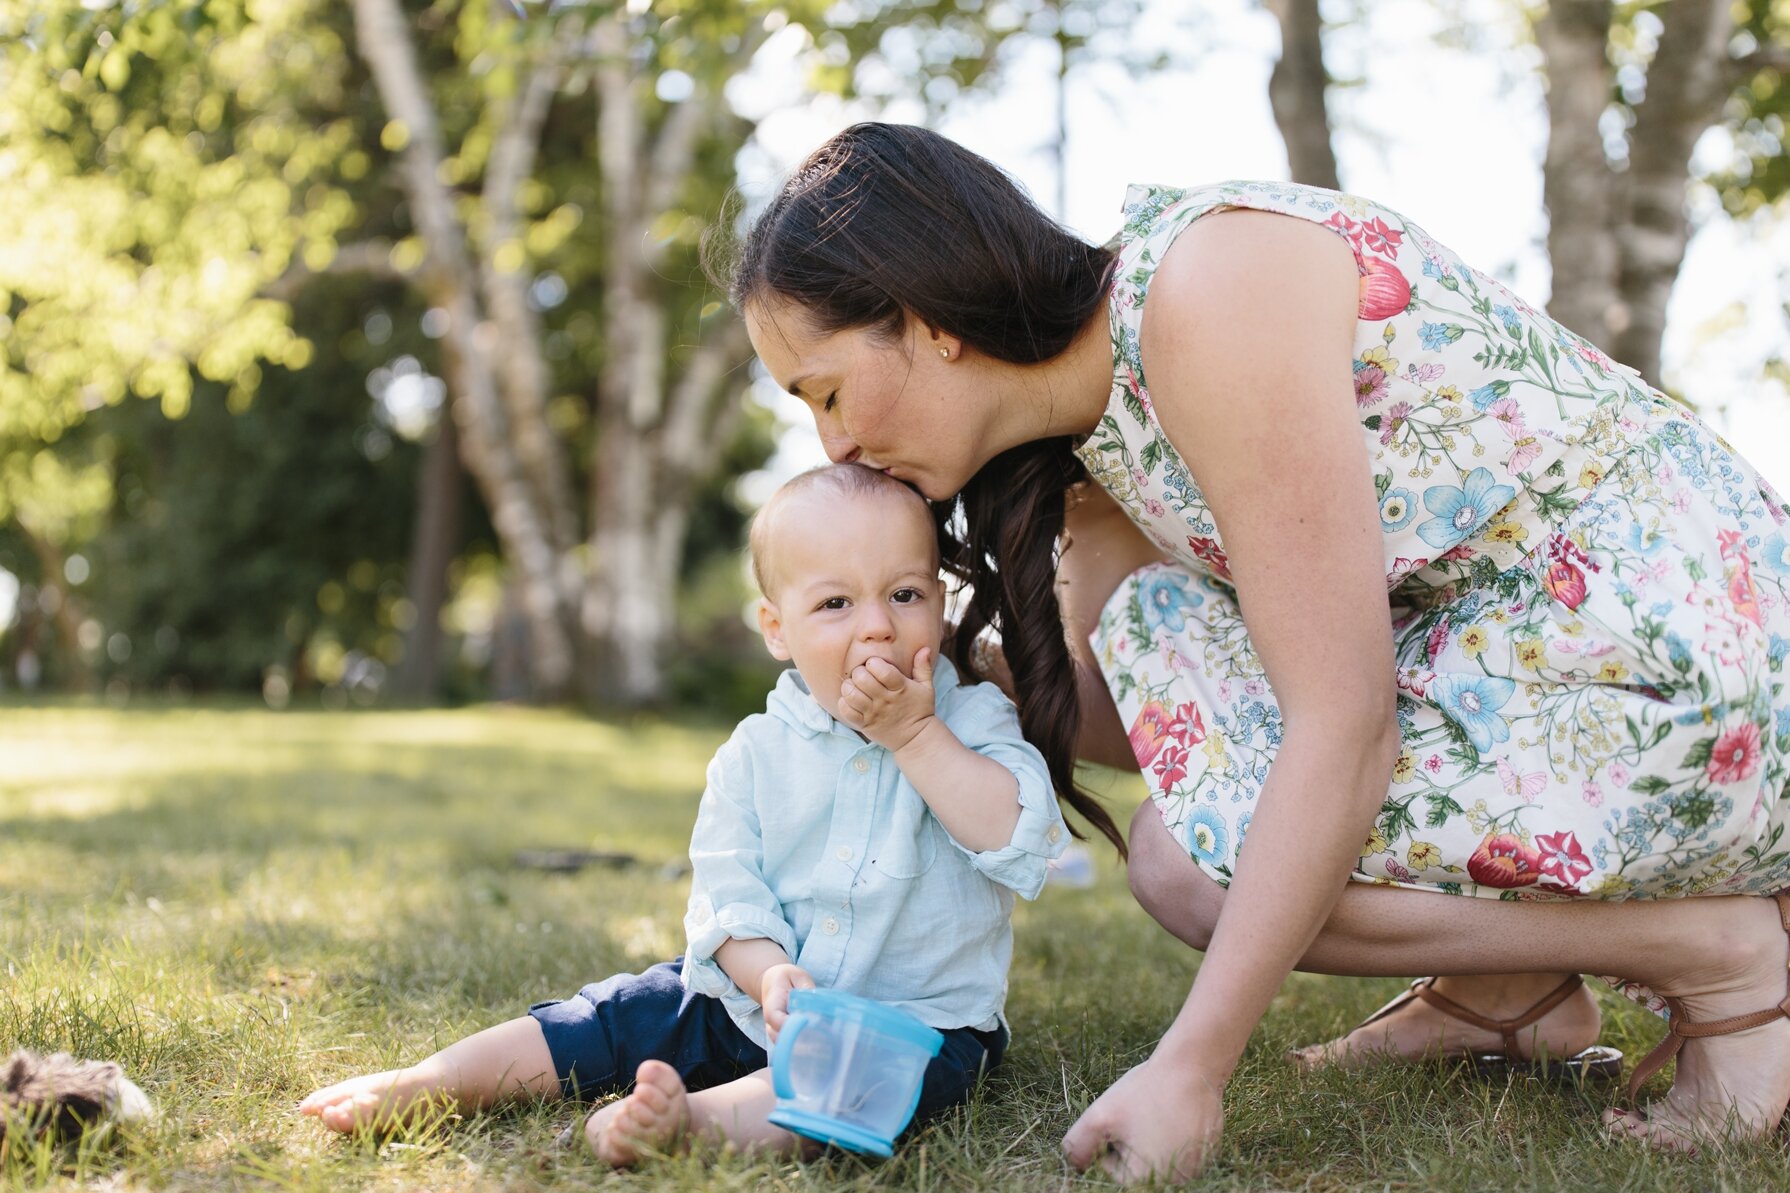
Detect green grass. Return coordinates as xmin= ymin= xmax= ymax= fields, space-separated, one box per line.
xmin=1 ymin=702 xmax=1783 ymax=1190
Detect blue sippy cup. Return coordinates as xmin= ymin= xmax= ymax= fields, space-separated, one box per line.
xmin=767 ymin=988 xmax=944 ymax=1156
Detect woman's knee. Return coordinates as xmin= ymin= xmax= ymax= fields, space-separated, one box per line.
xmin=1125 ymin=802 xmax=1224 ymax=951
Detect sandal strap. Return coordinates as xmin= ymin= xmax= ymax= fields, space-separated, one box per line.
xmin=1411 ymin=974 xmax=1585 ymax=1058
xmin=1627 ymin=891 xmax=1790 ymax=1103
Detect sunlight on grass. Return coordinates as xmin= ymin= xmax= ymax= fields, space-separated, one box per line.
xmin=1 ymin=704 xmax=1780 ymax=1190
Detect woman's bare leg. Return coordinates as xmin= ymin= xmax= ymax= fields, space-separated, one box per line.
xmin=1127 ymin=804 xmax=1790 ymax=1145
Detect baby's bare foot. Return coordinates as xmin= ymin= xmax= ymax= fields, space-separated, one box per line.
xmin=299 ymin=1067 xmax=455 ymax=1133
xmin=1290 ymin=973 xmax=1601 ymax=1070
xmin=585 ymin=1060 xmax=690 ymax=1167
xmin=1603 ymin=895 xmax=1790 ymax=1151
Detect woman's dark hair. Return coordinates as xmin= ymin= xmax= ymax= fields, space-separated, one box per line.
xmin=718 ymin=122 xmax=1125 ymax=857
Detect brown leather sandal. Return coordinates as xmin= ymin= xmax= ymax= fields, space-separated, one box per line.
xmin=1624 ymin=890 xmax=1790 ymax=1104
xmin=1303 ymin=974 xmax=1623 ymax=1082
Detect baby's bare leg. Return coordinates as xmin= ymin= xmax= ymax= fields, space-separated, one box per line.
xmin=586 ymin=1062 xmax=820 ymax=1167
xmin=301 ymin=1016 xmax=560 ymax=1133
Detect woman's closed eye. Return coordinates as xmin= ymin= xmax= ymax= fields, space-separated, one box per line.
xmin=822 ymin=391 xmax=838 ymax=413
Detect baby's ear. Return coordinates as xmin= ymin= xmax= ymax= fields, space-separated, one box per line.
xmin=756 ymin=599 xmax=791 ymax=660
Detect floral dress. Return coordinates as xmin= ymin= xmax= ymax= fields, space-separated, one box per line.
xmin=1079 ymin=182 xmax=1790 ymax=987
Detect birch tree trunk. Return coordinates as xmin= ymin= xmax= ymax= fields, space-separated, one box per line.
xmin=1537 ymin=0 xmax=1739 ymax=387
xmin=353 ymin=0 xmax=578 ymax=699
xmin=1264 ymin=0 xmax=1341 ymax=190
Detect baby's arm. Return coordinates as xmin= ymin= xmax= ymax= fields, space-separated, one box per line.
xmin=714 ymin=938 xmax=812 ymax=1042
xmin=840 ymin=649 xmax=1020 ymax=851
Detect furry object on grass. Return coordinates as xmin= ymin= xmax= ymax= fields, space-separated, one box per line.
xmin=0 ymin=1050 xmax=152 ymax=1144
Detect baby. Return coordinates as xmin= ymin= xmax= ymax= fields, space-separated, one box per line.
xmin=301 ymin=463 xmax=1069 ymax=1164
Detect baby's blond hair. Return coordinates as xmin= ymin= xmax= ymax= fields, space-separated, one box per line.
xmin=749 ymin=464 xmax=936 ymax=598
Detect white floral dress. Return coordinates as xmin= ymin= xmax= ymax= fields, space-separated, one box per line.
xmin=1079 ymin=183 xmax=1790 ymax=989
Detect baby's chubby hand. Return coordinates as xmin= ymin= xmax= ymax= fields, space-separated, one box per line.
xmin=837 ymin=648 xmax=937 ymax=751
xmin=759 ymin=963 xmax=815 ymax=1044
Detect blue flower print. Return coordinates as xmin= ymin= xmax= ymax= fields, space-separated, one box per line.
xmin=1468 ymin=381 xmax=1511 ymax=410
xmin=1379 ymin=487 xmax=1417 ymax=531
xmin=1492 ymin=304 xmax=1521 ymax=336
xmin=1415 ymin=468 xmax=1517 ymax=549
xmin=1762 ymin=532 xmax=1790 ymax=575
xmin=1138 ymin=569 xmax=1201 ymax=635
xmin=1183 ymin=805 xmax=1229 ymax=865
xmin=1430 ymin=674 xmax=1516 ymax=753
xmin=1626 ymin=521 xmax=1670 ymax=557
xmin=1419 ymin=322 xmax=1464 ymax=351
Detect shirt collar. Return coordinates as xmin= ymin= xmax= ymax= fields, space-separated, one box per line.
xmin=765 ymin=654 xmax=964 ymax=738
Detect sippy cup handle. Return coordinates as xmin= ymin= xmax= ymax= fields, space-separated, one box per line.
xmin=769 ymin=1012 xmax=812 ymax=1101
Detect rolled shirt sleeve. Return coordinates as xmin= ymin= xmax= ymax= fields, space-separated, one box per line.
xmin=938 ymin=680 xmax=1070 ymax=900
xmin=680 ymin=736 xmax=799 ymax=1000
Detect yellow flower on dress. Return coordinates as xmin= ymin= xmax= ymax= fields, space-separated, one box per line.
xmin=1458 ymin=627 xmax=1490 ymax=659
xmin=1407 ymin=841 xmax=1441 ymax=870
xmin=1485 ymin=521 xmax=1528 ymax=544
xmin=1358 ymin=345 xmax=1396 ymax=373
xmin=1579 ymin=460 xmax=1606 ymax=490
xmin=1361 ymin=828 xmax=1388 ymax=858
xmin=1392 ymin=751 xmax=1416 ymax=782
xmin=1201 ymin=732 xmax=1229 ymax=773
xmin=1596 ymin=660 xmax=1630 ymax=683
xmin=1516 ymin=639 xmax=1547 ymax=672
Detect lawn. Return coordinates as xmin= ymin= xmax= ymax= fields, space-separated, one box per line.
xmin=1 ymin=702 xmax=1782 ymax=1190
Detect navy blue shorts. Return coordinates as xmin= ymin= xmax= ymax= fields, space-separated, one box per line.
xmin=527 ymin=958 xmax=1007 ymax=1129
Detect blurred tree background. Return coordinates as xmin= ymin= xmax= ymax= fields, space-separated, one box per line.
xmin=0 ymin=0 xmax=1784 ymax=715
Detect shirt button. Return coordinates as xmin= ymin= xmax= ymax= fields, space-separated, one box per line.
xmin=1047 ymin=826 xmax=1063 ymax=844
xmin=822 ymin=917 xmax=840 ymax=935
xmin=836 ymin=845 xmax=853 ymax=861
xmin=852 ymin=757 xmax=870 ymax=774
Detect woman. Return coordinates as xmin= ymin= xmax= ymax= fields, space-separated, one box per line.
xmin=721 ymin=122 xmax=1790 ymax=1182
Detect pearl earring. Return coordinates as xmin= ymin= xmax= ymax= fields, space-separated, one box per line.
xmin=938 ymin=348 xmax=949 ymax=359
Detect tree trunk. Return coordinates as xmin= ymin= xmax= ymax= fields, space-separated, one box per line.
xmin=1535 ymin=0 xmax=1622 ymax=350
xmin=18 ymin=526 xmax=92 ymax=692
xmin=389 ymin=411 xmax=462 ymax=703
xmin=1610 ymin=0 xmax=1737 ymax=387
xmin=1264 ymin=0 xmax=1340 ymax=191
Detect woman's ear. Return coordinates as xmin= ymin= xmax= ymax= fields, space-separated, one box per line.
xmin=911 ymin=312 xmax=963 ymax=363
xmin=757 ymin=599 xmax=792 ymax=660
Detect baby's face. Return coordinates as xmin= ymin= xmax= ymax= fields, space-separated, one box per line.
xmin=757 ymin=487 xmax=945 ymax=721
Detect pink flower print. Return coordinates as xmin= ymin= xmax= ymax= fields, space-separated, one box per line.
xmin=1357 ymin=257 xmax=1411 ymax=320
xmin=1395 ymin=667 xmax=1435 ymax=699
xmin=1535 ymin=830 xmax=1593 ymax=887
xmin=1128 ymin=701 xmax=1173 ymax=766
xmin=1380 ymin=401 xmax=1412 ymax=445
xmin=1439 ymin=545 xmax=1477 ymax=563
xmin=1355 ymin=361 xmax=1390 ymax=407
xmin=1426 ymin=619 xmax=1451 ymax=662
xmin=1580 ymin=780 xmax=1603 ymax=808
xmin=1383 ymin=858 xmax=1414 ymax=882
xmin=1671 ymin=488 xmax=1693 ymax=514
xmin=1607 ymin=762 xmax=1630 ymax=787
xmin=1144 ymin=498 xmax=1166 ymax=518
xmin=1217 ymin=680 xmax=1232 ymax=703
xmin=1488 ymin=397 xmax=1526 ymax=437
xmin=1424 ymin=754 xmax=1444 ymax=773
xmin=1359 ymin=216 xmax=1404 ymax=256
xmin=1707 ymin=722 xmax=1763 ymax=786
xmin=1243 ymin=678 xmax=1265 ymax=699
xmin=1408 ymin=362 xmax=1444 ymax=384
xmin=1507 ymin=437 xmax=1542 ymax=473
xmin=1152 ymin=742 xmax=1191 ymax=789
xmin=1132 ymin=468 xmax=1150 ymax=488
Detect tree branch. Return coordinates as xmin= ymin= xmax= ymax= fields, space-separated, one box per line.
xmin=261 ymin=239 xmax=411 ymax=301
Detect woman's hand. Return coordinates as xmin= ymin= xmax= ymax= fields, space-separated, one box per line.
xmin=1062 ymin=1053 xmax=1225 ymax=1184
xmin=758 ymin=963 xmax=815 ymax=1044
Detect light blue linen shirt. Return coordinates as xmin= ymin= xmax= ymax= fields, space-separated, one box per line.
xmin=680 ymin=656 xmax=1069 ymax=1047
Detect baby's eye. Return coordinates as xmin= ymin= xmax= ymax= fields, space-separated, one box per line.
xmin=818 ymin=597 xmax=849 ymax=611
xmin=891 ymin=588 xmax=924 ymax=604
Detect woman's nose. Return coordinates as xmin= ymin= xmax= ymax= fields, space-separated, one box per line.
xmin=820 ymin=432 xmax=859 ymax=465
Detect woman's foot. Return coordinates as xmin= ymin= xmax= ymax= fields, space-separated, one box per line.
xmin=584 ymin=1060 xmax=690 ymax=1167
xmin=1290 ymin=972 xmax=1602 ymax=1070
xmin=300 ymin=1067 xmax=454 ymax=1133
xmin=1603 ymin=895 xmax=1790 ymax=1151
